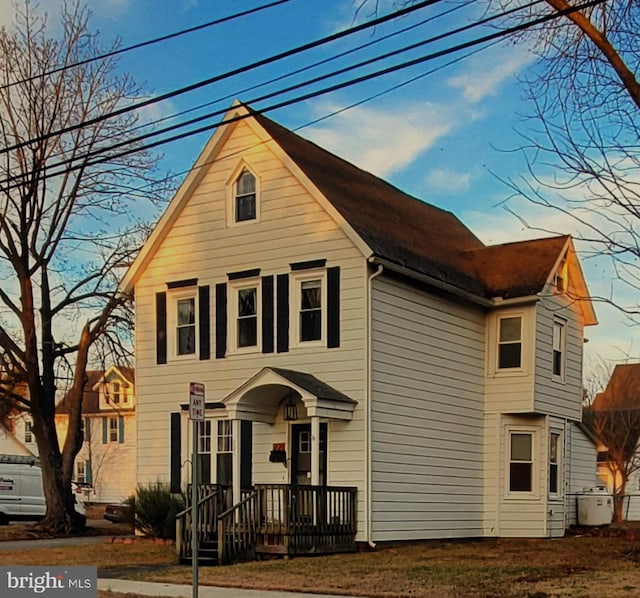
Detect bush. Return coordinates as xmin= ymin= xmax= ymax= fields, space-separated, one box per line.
xmin=131 ymin=482 xmax=185 ymax=539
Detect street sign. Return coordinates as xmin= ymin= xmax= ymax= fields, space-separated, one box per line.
xmin=189 ymin=382 xmax=205 ymax=421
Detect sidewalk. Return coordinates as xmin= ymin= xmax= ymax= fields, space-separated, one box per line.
xmin=98 ymin=578 xmax=363 ymax=598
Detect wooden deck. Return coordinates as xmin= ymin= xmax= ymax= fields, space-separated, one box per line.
xmin=177 ymin=484 xmax=357 ymax=565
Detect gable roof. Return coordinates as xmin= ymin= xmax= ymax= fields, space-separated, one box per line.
xmin=592 ymin=364 xmax=640 ymax=411
xmin=464 ymin=236 xmax=570 ymax=299
xmin=120 ymin=103 xmax=594 ymax=311
xmin=56 ymin=367 xmax=134 ymax=415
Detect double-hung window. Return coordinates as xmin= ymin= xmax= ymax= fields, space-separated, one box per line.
xmin=176 ymin=296 xmax=196 ymax=356
xmin=549 ymin=432 xmax=561 ymax=495
xmin=109 ymin=417 xmax=119 ymax=443
xmin=217 ymin=420 xmax=233 ymax=486
xmin=236 ymin=285 xmax=258 ymax=349
xmin=300 ymin=279 xmax=322 ymax=342
xmin=509 ymin=431 xmax=533 ymax=493
xmin=552 ymin=320 xmax=566 ymax=378
xmin=112 ymin=382 xmax=121 ymax=404
xmin=24 ymin=421 xmax=33 ymax=444
xmin=292 ymin=272 xmax=326 ymax=345
xmin=498 ymin=316 xmax=522 ymax=369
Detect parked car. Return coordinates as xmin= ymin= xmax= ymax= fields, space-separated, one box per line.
xmin=104 ymin=501 xmax=131 ymax=523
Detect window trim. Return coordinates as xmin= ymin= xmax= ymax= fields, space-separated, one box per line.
xmin=226 ymin=160 xmax=260 ymax=227
xmin=108 ymin=416 xmax=119 ymax=443
xmin=549 ymin=430 xmax=563 ymax=498
xmin=552 ymin=318 xmax=567 ymax=381
xmin=24 ymin=421 xmax=33 ymax=444
xmin=505 ymin=427 xmax=538 ymax=499
xmin=228 ymin=278 xmax=261 ymax=353
xmin=76 ymin=460 xmax=86 ymax=484
xmin=291 ymin=269 xmax=327 ymax=348
xmin=497 ymin=314 xmax=523 ymax=372
xmin=168 ymin=287 xmax=199 ymax=360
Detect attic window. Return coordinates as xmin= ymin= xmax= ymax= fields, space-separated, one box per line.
xmin=554 ymin=258 xmax=568 ymax=293
xmin=235 ymin=170 xmax=256 ymax=222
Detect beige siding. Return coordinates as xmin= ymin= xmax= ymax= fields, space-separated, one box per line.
xmin=495 ymin=414 xmax=547 ymax=538
xmin=534 ymin=289 xmax=584 ymax=420
xmin=134 ymin=119 xmax=367 ymax=537
xmin=370 ymin=276 xmax=485 ymax=541
xmin=484 ymin=305 xmax=536 ymax=414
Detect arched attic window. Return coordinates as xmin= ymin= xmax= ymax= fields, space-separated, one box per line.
xmin=235 ymin=169 xmax=256 ymax=222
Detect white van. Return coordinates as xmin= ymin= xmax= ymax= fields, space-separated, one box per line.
xmin=0 ymin=455 xmax=86 ymax=525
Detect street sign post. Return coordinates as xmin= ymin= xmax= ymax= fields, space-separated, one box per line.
xmin=189 ymin=382 xmax=205 ymax=598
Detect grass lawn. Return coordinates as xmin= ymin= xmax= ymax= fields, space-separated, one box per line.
xmin=2 ymin=532 xmax=640 ymax=597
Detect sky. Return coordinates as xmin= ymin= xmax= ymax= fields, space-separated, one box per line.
xmin=0 ymin=0 xmax=636 ymax=376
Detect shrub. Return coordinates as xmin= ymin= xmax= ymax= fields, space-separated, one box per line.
xmin=132 ymin=482 xmax=185 ymax=539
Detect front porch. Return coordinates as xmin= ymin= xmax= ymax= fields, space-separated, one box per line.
xmin=176 ymin=483 xmax=357 ymax=565
xmin=176 ymin=367 xmax=359 ymax=565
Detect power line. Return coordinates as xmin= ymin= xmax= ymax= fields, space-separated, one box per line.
xmin=0 ymin=0 xmax=446 ymax=156
xmin=0 ymin=0 xmax=295 ymax=91
xmin=16 ymin=0 xmax=548 ymax=177
xmin=0 ymin=0 xmax=605 ymax=192
xmin=117 ymin=0 xmax=477 ymax=141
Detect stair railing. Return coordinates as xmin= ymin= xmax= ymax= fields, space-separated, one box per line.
xmin=217 ymin=489 xmax=259 ymax=565
xmin=176 ymin=485 xmax=224 ymax=562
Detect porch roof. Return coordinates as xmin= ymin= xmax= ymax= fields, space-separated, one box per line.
xmin=222 ymin=367 xmax=357 ymax=423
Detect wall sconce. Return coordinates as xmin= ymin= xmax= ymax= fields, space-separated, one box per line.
xmin=283 ymin=392 xmax=298 ymax=421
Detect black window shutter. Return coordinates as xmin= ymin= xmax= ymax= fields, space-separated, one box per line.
xmin=241 ymin=421 xmax=253 ymax=490
xmin=215 ymin=283 xmax=227 ymax=359
xmin=262 ymin=276 xmax=274 ymax=353
xmin=156 ymin=292 xmax=167 ymax=364
xmin=198 ymin=285 xmax=210 ymax=360
xmin=170 ymin=413 xmax=181 ymax=493
xmin=327 ymin=267 xmax=340 ymax=348
xmin=276 ymin=274 xmax=289 ymax=353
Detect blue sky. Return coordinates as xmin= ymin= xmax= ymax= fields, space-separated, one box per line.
xmin=2 ymin=0 xmax=635 ymax=374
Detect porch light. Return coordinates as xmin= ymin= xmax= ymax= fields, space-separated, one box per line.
xmin=283 ymin=393 xmax=298 ymax=421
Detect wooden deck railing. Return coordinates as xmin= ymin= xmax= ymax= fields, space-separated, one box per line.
xmin=217 ymin=489 xmax=259 ymax=565
xmin=255 ymin=484 xmax=357 ymax=555
xmin=176 ymin=485 xmax=226 ymax=561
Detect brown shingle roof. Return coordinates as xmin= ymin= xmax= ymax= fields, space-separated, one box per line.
xmin=592 ymin=364 xmax=640 ymax=411
xmin=253 ymin=110 xmax=567 ymax=299
xmin=465 ymin=236 xmax=569 ymax=299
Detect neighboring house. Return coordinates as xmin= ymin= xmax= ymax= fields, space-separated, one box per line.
xmin=56 ymin=366 xmax=136 ymax=503
xmin=0 ymin=422 xmax=34 ymax=457
xmin=120 ymin=102 xmax=598 ymax=557
xmin=592 ymin=363 xmax=640 ymax=520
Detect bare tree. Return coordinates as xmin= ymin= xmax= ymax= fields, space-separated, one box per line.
xmin=0 ymin=2 xmax=165 ymax=532
xmin=359 ymin=1 xmax=640 ymax=310
xmin=585 ymin=363 xmax=640 ymax=522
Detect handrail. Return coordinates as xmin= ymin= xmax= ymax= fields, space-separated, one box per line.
xmin=176 ymin=485 xmax=224 ymax=562
xmin=217 ymin=489 xmax=259 ymax=565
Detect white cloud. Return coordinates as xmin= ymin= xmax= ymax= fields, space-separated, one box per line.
xmin=306 ymin=100 xmax=457 ymax=178
xmin=426 ymin=168 xmax=471 ymax=193
xmin=448 ymin=44 xmax=536 ymax=103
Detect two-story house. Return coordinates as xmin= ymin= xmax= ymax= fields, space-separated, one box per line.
xmin=56 ymin=366 xmax=136 ymax=503
xmin=120 ymin=102 xmax=597 ymax=561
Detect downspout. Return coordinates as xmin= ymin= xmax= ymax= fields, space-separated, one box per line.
xmin=365 ymin=262 xmax=384 ymax=549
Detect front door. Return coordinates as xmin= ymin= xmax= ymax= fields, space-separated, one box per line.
xmin=291 ymin=423 xmax=327 ymax=486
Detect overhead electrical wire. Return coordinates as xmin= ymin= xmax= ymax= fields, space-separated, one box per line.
xmin=1 ymin=0 xmax=447 ymax=155
xmin=0 ymin=0 xmax=605 ymax=193
xmin=4 ymin=0 xmax=561 ymax=179
xmin=0 ymin=0 xmax=296 ymax=91
xmin=118 ymin=0 xmax=477 ymax=141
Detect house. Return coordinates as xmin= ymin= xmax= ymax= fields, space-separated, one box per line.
xmin=55 ymin=366 xmax=136 ymax=503
xmin=0 ymin=422 xmax=35 ymax=457
xmin=120 ymin=102 xmax=598 ymax=561
xmin=591 ymin=363 xmax=640 ymax=520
